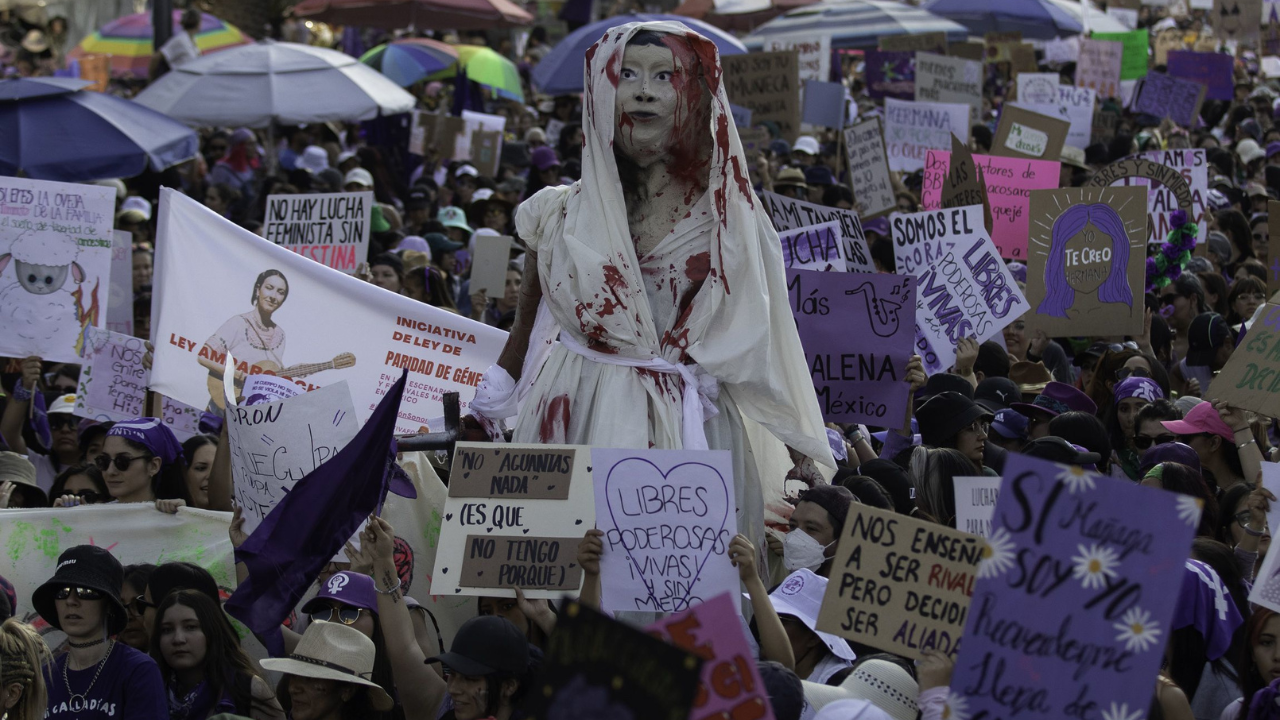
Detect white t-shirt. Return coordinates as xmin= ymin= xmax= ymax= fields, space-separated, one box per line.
xmin=159 ymin=32 xmax=199 ymax=68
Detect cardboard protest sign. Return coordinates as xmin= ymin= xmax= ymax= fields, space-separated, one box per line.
xmin=1132 ymin=72 xmax=1206 ymax=127
xmin=865 ymin=50 xmax=915 ymax=100
xmin=1092 ymin=107 xmax=1120 ymax=145
xmin=738 ymin=126 xmax=770 ymax=166
xmin=106 ymin=230 xmax=132 ymax=336
xmin=470 ymin=234 xmax=513 ymax=297
xmin=646 ymin=593 xmax=777 ymax=720
xmin=1016 ymin=73 xmax=1060 ymax=104
xmin=948 ymin=452 xmax=1197 ymax=720
xmin=151 ymin=190 xmax=506 ymax=434
xmin=1025 ymin=187 xmax=1147 ymax=337
xmin=1092 ymin=29 xmax=1150 ymax=80
xmin=880 ymin=31 xmax=947 ymax=54
xmin=1271 ymin=200 xmax=1280 ymax=293
xmin=779 ymin=222 xmax=846 ymax=271
xmin=723 ymin=50 xmax=802 ymax=142
xmin=1076 ymin=38 xmax=1123 ymax=99
xmin=787 ymin=269 xmax=916 ymax=427
xmin=75 ymin=328 xmax=147 ymax=422
xmin=760 ymin=191 xmax=874 ymax=272
xmin=1216 ymin=0 xmax=1262 ymax=44
xmin=1008 ymin=45 xmax=1037 ymax=74
xmin=1209 ymin=304 xmax=1280 ymax=416
xmin=1248 ymin=464 xmax=1280 ymax=611
xmin=949 ymin=42 xmax=986 ymax=61
xmin=764 ymin=35 xmax=830 ymax=83
xmin=1167 ymin=50 xmax=1234 ymax=100
xmin=470 ymin=130 xmax=501 ymax=177
xmin=984 ymin=31 xmax=1023 ymax=61
xmin=159 ymin=394 xmax=203 ymax=442
xmin=891 ymin=205 xmax=971 ymax=278
xmin=921 ymin=150 xmax=1062 ymax=259
xmin=938 ymin=137 xmax=991 ymax=233
xmin=844 ymin=118 xmax=897 ymax=218
xmin=815 ymin=503 xmax=984 ymax=659
xmin=431 ymin=443 xmax=594 ymax=598
xmin=953 ymin=475 xmax=1001 ymax=537
xmin=592 ymin=448 xmax=737 ymax=614
xmin=801 ymin=80 xmax=846 ymax=128
xmin=521 ymin=601 xmax=702 ymax=720
xmin=1010 ymin=84 xmax=1096 ymax=150
xmin=991 ymin=105 xmax=1070 ymax=161
xmin=457 ymin=109 xmax=505 ymax=164
xmin=914 ymin=52 xmax=983 ymax=121
xmin=263 ymin=191 xmax=372 ymax=274
xmin=414 ymin=112 xmax=465 ymax=160
xmin=1153 ymin=28 xmax=1187 ymax=65
xmin=883 ymin=97 xmax=970 ymax=172
xmin=1089 ymin=152 xmax=1202 ymax=248
xmin=0 ymin=176 xmax=116 ymax=364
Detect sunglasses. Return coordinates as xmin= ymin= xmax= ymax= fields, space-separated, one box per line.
xmin=127 ymin=596 xmax=156 ymax=616
xmin=1133 ymin=434 xmax=1175 ymax=450
xmin=68 ymin=490 xmax=104 ymax=504
xmin=1160 ymin=294 xmax=1184 ymax=306
xmin=54 ymin=586 xmax=104 ymax=601
xmin=93 ymin=453 xmax=149 ymax=472
xmin=49 ymin=415 xmax=77 ymax=431
xmin=309 ymin=606 xmax=366 ymax=626
xmin=1116 ymin=367 xmax=1151 ymax=381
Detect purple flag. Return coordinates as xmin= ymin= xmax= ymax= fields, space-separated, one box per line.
xmin=226 ymin=370 xmax=408 ymax=656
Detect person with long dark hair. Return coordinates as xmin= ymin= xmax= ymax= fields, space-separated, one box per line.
xmin=198 ymin=269 xmax=290 ymax=407
xmin=180 ymin=435 xmax=218 ymax=509
xmin=1104 ymin=376 xmax=1165 ymax=480
xmin=118 ymin=564 xmax=156 ymax=652
xmin=93 ymin=419 xmax=190 ymax=506
xmin=48 ymin=464 xmax=109 ymax=507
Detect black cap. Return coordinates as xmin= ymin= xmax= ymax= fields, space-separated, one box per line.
xmin=918 ymin=373 xmax=974 ymax=402
xmin=1021 ymin=436 xmax=1101 ymax=467
xmin=917 ymin=391 xmax=991 ymax=447
xmin=856 ymin=459 xmax=915 ymax=516
xmin=406 ymin=189 xmax=430 ymax=210
xmin=796 ymin=484 xmax=855 ymax=534
xmin=974 ymin=377 xmax=1020 ymax=413
xmin=1072 ymin=341 xmax=1114 ymax=367
xmin=426 ymin=615 xmax=529 ymax=676
xmin=1186 ymin=313 xmax=1228 ymax=367
xmin=148 ymin=562 xmax=220 ymax=607
xmin=32 ymin=545 xmax=127 ymax=636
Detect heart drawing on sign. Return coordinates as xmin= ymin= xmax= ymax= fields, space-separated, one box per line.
xmin=602 ymin=458 xmax=731 ymax=613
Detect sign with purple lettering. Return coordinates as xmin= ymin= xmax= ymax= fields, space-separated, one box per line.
xmin=780 ymin=221 xmax=846 ymax=271
xmin=761 ymin=191 xmax=874 ymax=272
xmin=1167 ymin=50 xmax=1234 ymax=101
xmin=75 ymin=327 xmax=147 ymax=422
xmin=865 ymin=50 xmax=916 ymax=100
xmin=1131 ymin=72 xmax=1206 ymax=127
xmin=787 ymin=269 xmax=915 ymax=426
xmin=946 ymin=452 xmax=1197 ymax=720
xmin=593 ymin=448 xmax=738 ymax=615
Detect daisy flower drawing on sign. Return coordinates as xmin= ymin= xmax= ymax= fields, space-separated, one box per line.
xmin=1071 ymin=543 xmax=1120 ymax=590
xmin=941 ymin=694 xmax=970 ymax=720
xmin=1114 ymin=606 xmax=1163 ymax=653
xmin=1176 ymin=495 xmax=1204 ymax=527
xmin=1057 ymin=464 xmax=1097 ymax=494
xmin=1101 ymin=702 xmax=1145 ymax=720
xmin=977 ymin=527 xmax=1016 ymax=579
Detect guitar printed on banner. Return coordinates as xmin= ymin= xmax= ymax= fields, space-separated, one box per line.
xmin=207 ymin=354 xmax=356 ymax=409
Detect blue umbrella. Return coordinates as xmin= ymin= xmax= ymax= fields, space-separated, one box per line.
xmin=923 ymin=0 xmax=1081 ymax=40
xmin=744 ymin=0 xmax=969 ymax=50
xmin=532 ymin=14 xmax=747 ymax=95
xmin=0 ymin=77 xmax=198 ymax=181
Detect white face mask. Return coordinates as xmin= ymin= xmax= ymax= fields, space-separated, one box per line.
xmin=783 ymin=529 xmax=833 ymax=572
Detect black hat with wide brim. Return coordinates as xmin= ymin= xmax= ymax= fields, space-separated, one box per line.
xmin=32 ymin=545 xmax=127 ymax=636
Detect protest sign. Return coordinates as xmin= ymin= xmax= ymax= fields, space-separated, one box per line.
xmin=801 ymin=80 xmax=846 ymax=128
xmin=843 ymin=118 xmax=897 ymax=218
xmin=864 ymin=50 xmax=915 ymax=100
xmin=1008 ymin=45 xmax=1037 ymax=73
xmin=151 ymin=189 xmax=506 ymax=434
xmin=1092 ymin=29 xmax=1150 ymax=80
xmin=74 ymin=328 xmax=147 ymax=422
xmin=883 ymin=97 xmax=970 ymax=172
xmin=1010 ymin=84 xmax=1096 ymax=150
xmin=0 ymin=176 xmax=115 ymax=364
xmin=787 ymin=269 xmax=915 ymax=426
xmin=984 ymin=31 xmax=1023 ymax=60
xmin=1107 ymin=6 xmax=1140 ymax=28
xmin=991 ymin=105 xmax=1070 ymax=161
xmin=263 ymin=191 xmax=372 ymax=274
xmin=159 ymin=394 xmax=202 ymax=442
xmin=1167 ymin=50 xmax=1234 ymax=100
xmin=1131 ymin=72 xmax=1206 ymax=127
xmin=409 ymin=110 xmax=427 ymax=155
xmin=1025 ymin=187 xmax=1147 ymax=337
xmin=921 ymin=150 xmax=1062 ymax=259
xmin=729 ymin=104 xmax=752 ymax=127
xmin=739 ymin=126 xmax=770 ymax=166
xmin=1154 ymin=28 xmax=1187 ymax=65
xmin=949 ymin=42 xmax=986 ymax=61
xmin=953 ymin=475 xmax=1001 ymax=537
xmin=241 ymin=374 xmax=301 ymax=404
xmin=647 ymin=592 xmax=776 ymax=720
xmin=760 ymin=191 xmax=874 ymax=272
xmin=592 ymin=448 xmax=738 ymax=614
xmin=1248 ymin=464 xmax=1280 ymax=611
xmin=914 ymin=52 xmax=982 ymax=121
xmin=1076 ymin=38 xmax=1123 ymax=99
xmin=431 ymin=443 xmax=594 ymax=598
xmin=722 ymin=50 xmax=802 ymax=142
xmin=938 ymin=137 xmax=991 ymax=234
xmin=1215 ymin=0 xmax=1262 ymax=44
xmin=106 ymin=230 xmax=132 ymax=336
xmin=891 ymin=205 xmax=970 ymax=278
xmin=765 ymin=35 xmax=830 ymax=83
xmin=948 ymin=452 xmax=1197 ymax=720
xmin=1271 ymin=201 xmax=1280 ymax=293
xmin=880 ymin=31 xmax=947 ymax=54
xmin=779 ymin=221 xmax=845 ymax=271
xmin=1093 ymin=107 xmax=1120 ymax=145
xmin=1209 ymin=304 xmax=1280 ymax=417
xmin=470 ymin=130 xmax=501 ymax=177
xmin=1016 ymin=72 xmax=1060 ymax=104
xmin=457 ymin=109 xmax=505 ymax=164
xmin=815 ymin=503 xmax=983 ymax=659
xmin=1089 ymin=152 xmax=1202 ymax=249
xmin=470 ymin=234 xmax=514 ymax=297
xmin=1266 ymin=55 xmax=1280 ymax=78
xmin=520 ymin=601 xmax=702 ymax=720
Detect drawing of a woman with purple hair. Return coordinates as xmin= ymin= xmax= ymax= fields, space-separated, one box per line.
xmin=1037 ymin=203 xmax=1133 ymax=319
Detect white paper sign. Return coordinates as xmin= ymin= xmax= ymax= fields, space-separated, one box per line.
xmin=471 ymin=234 xmax=513 ymax=297
xmin=1248 ymin=464 xmax=1280 ymax=611
xmin=914 ymin=52 xmax=982 ymax=121
xmin=1005 ymin=122 xmax=1051 ymax=157
xmin=1107 ymin=7 xmax=1140 ymax=28
xmin=953 ymin=475 xmax=1002 ymax=537
xmin=1010 ymin=85 xmax=1097 ymax=150
xmin=457 ymin=110 xmax=506 ymax=163
xmin=593 ymin=447 xmax=739 ymax=614
xmin=0 ymin=177 xmax=116 ymax=363
xmin=760 ymin=191 xmax=874 ymax=272
xmin=766 ymin=35 xmax=831 ymax=83
xmin=106 ymin=230 xmax=133 ymax=336
xmin=409 ymin=110 xmax=427 ymax=156
xmin=779 ymin=221 xmax=846 ymax=271
xmin=263 ymin=191 xmax=372 ymax=274
xmin=1114 ymin=148 xmax=1209 ymax=248
xmin=160 ymin=394 xmax=203 ymax=442
xmin=241 ymin=374 xmax=302 ymax=404
xmin=884 ymin=98 xmax=971 ymax=172
xmin=75 ymin=328 xmax=148 ymax=422
xmin=844 ymin=117 xmax=897 ymax=218
xmin=1017 ymin=73 xmax=1061 ymax=105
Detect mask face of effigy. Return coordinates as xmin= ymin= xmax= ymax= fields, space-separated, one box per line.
xmin=614 ymin=43 xmax=680 ymax=166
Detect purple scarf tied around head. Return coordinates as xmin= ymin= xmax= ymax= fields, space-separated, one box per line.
xmin=106 ymin=418 xmax=184 ymax=466
xmin=1249 ymin=678 xmax=1280 ymax=720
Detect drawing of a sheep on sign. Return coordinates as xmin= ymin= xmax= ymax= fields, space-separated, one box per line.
xmin=0 ymin=229 xmax=98 ymax=354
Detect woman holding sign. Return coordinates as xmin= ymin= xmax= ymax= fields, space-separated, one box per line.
xmin=467 ymin=22 xmax=835 ymax=553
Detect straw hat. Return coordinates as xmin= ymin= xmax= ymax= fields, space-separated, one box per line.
xmin=801 ymin=659 xmax=919 ymax=720
xmin=260 ymin=621 xmax=394 ymax=711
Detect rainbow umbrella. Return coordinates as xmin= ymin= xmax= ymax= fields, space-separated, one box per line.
xmin=360 ymin=38 xmax=459 ymax=87
xmin=68 ymin=11 xmax=251 ymax=79
xmin=427 ymin=45 xmax=523 ymax=102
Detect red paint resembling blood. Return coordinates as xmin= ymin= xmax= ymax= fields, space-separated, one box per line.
xmin=603 ymin=263 xmax=628 ymax=292
xmin=540 ymin=394 xmax=571 ymax=443
xmin=684 ymin=251 xmax=710 ymax=282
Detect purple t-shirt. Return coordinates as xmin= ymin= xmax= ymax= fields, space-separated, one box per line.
xmin=43 ymin=643 xmax=168 ymax=719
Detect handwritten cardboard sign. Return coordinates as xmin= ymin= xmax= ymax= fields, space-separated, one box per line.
xmin=106 ymin=230 xmax=132 ymax=336
xmin=263 ymin=191 xmax=372 ymax=274
xmin=646 ymin=593 xmax=777 ymax=720
xmin=592 ymin=448 xmax=738 ymax=615
xmin=844 ymin=117 xmax=897 ymax=218
xmin=1167 ymin=50 xmax=1234 ymax=101
xmin=765 ymin=35 xmax=830 ymax=83
xmin=1215 ymin=0 xmax=1262 ymax=44
xmin=723 ymin=50 xmax=802 ymax=142
xmin=1092 ymin=29 xmax=1150 ymax=80
xmin=1025 ymin=187 xmax=1147 ymax=337
xmin=1112 ymin=149 xmax=1209 ymax=249
xmin=1209 ymin=304 xmax=1280 ymax=416
xmin=520 ymin=600 xmax=702 ymax=720
xmin=432 ymin=442 xmax=594 ymax=598
xmin=1131 ymin=72 xmax=1206 ymax=127
xmin=75 ymin=328 xmax=147 ymax=422
xmin=802 ymin=79 xmax=847 ymax=128
xmin=787 ymin=269 xmax=916 ymax=427
xmin=948 ymin=452 xmax=1197 ymax=720
xmin=779 ymin=221 xmax=846 ymax=271
xmin=953 ymin=475 xmax=1001 ymax=537
xmin=880 ymin=31 xmax=947 ymax=54
xmin=921 ymin=150 xmax=1062 ymax=259
xmin=865 ymin=50 xmax=915 ymax=100
xmin=1271 ymin=201 xmax=1280 ymax=294
xmin=160 ymin=394 xmax=202 ymax=442
xmin=984 ymin=31 xmax=1023 ymax=61
xmin=1248 ymin=464 xmax=1280 ymax=611
xmin=1153 ymin=28 xmax=1187 ymax=65
xmin=950 ymin=42 xmax=986 ymax=61
xmin=1076 ymin=38 xmax=1123 ymax=99
xmin=884 ymin=97 xmax=971 ymax=172
xmin=940 ymin=136 xmax=990 ymax=230
xmin=1010 ymin=84 xmax=1097 ymax=150
xmin=815 ymin=503 xmax=984 ymax=659
xmin=470 ymin=130 xmax=501 ymax=177
xmin=761 ymin=191 xmax=874 ymax=272
xmin=914 ymin=52 xmax=982 ymax=121
xmin=992 ymin=105 xmax=1070 ymax=161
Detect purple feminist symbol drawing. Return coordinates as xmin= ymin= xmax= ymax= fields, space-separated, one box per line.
xmin=1038 ymin=203 xmax=1133 ymax=318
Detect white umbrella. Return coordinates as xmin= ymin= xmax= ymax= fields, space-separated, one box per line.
xmin=1043 ymin=0 xmax=1131 ymax=34
xmin=134 ymin=41 xmax=415 ymax=128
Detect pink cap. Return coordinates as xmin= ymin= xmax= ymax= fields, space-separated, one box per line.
xmin=1160 ymin=401 xmax=1233 ymax=442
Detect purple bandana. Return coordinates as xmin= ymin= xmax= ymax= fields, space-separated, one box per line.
xmin=107 ymin=418 xmax=184 ymax=466
xmin=1115 ymin=376 xmax=1163 ymax=403
xmin=1173 ymin=559 xmax=1243 ymax=661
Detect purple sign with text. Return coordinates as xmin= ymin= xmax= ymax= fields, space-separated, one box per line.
xmin=946 ymin=453 xmax=1197 ymax=720
xmin=1167 ymin=50 xmax=1234 ymax=101
xmin=787 ymin=269 xmax=915 ymax=427
xmin=865 ymin=50 xmax=916 ymax=100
